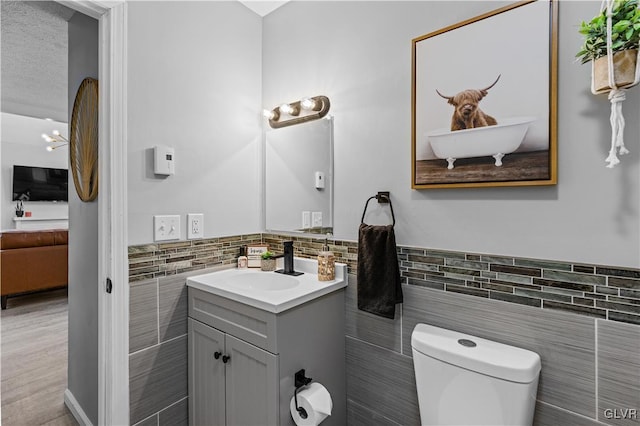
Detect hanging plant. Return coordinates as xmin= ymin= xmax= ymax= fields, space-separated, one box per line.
xmin=577 ymin=0 xmax=640 ymax=65
xmin=577 ymin=0 xmax=640 ymax=168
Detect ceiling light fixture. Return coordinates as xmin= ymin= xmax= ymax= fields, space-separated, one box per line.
xmin=42 ymin=130 xmax=69 ymax=151
xmin=265 ymin=95 xmax=330 ymax=129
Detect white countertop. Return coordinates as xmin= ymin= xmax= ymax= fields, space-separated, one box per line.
xmin=186 ymin=257 xmax=347 ymax=313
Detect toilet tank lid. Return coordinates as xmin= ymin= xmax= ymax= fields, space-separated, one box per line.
xmin=411 ymin=324 xmax=541 ymax=384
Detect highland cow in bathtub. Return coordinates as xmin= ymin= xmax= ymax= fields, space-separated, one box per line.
xmin=436 ymin=75 xmax=501 ymax=131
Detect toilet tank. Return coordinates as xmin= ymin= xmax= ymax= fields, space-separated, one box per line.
xmin=411 ymin=324 xmax=541 ymax=426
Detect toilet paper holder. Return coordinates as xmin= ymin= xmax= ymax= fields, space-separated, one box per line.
xmin=294 ymin=369 xmax=313 ymax=420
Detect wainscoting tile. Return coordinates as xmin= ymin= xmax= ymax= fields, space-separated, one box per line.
xmin=158 ymin=275 xmax=188 ymax=343
xmin=533 ymin=401 xmax=602 ymax=426
xmin=130 ymin=279 xmax=158 ymax=354
xmin=159 ymin=397 xmax=188 ymax=426
xmin=347 ymin=399 xmax=402 ymax=426
xmin=132 ymin=414 xmax=158 ymax=426
xmin=597 ymin=320 xmax=640 ymax=426
xmin=130 ymin=336 xmax=188 ymax=425
xmin=346 ymin=336 xmax=420 ymax=425
xmin=402 ymin=285 xmax=596 ymax=418
xmin=345 ymin=274 xmax=401 ymax=352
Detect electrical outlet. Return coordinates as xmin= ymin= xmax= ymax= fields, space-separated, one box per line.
xmin=188 ymin=213 xmax=204 ymax=239
xmin=154 ymin=215 xmax=180 ymax=241
xmin=302 ymin=211 xmax=311 ymax=229
xmin=312 ymin=211 xmax=323 ymax=228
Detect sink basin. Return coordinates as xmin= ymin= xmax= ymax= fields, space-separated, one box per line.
xmin=221 ymin=273 xmax=299 ymax=291
xmin=187 ymin=257 xmax=347 ymax=313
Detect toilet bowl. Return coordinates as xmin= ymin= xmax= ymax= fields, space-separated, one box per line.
xmin=411 ymin=323 xmax=541 ymax=426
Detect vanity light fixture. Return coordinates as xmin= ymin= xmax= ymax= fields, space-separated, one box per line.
xmin=265 ymin=95 xmax=330 ymax=129
xmin=42 ymin=130 xmax=69 ymax=151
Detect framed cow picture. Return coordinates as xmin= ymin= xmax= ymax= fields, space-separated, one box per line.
xmin=411 ymin=0 xmax=558 ymax=189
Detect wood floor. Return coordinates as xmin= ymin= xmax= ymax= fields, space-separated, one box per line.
xmin=1 ymin=289 xmax=78 ymax=426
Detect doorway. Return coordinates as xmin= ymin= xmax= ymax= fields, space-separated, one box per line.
xmin=1 ymin=1 xmax=128 ymax=424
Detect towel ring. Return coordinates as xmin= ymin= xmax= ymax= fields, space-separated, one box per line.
xmin=361 ymin=194 xmax=396 ymax=226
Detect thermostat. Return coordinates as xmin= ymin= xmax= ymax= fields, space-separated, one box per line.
xmin=154 ymin=145 xmax=175 ymax=175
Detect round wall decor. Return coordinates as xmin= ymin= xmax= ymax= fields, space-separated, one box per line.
xmin=69 ymin=77 xmax=99 ymax=202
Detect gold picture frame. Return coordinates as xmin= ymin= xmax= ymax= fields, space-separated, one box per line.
xmin=411 ymin=0 xmax=558 ymax=189
xmin=70 ymin=77 xmax=99 ymax=201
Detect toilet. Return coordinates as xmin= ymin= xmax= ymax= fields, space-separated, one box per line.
xmin=411 ymin=323 xmax=541 ymax=426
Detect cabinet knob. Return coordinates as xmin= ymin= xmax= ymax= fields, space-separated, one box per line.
xmin=222 ymin=355 xmax=230 ymax=363
xmin=214 ymin=351 xmax=222 ymax=360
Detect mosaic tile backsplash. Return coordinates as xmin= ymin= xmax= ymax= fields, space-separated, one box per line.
xmin=128 ymin=232 xmax=640 ymax=325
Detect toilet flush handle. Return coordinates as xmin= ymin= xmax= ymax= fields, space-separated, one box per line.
xmin=458 ymin=339 xmax=477 ymax=348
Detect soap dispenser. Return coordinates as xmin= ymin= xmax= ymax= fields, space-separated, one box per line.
xmin=237 ymin=245 xmax=248 ymax=269
xmin=317 ymin=237 xmax=335 ymax=281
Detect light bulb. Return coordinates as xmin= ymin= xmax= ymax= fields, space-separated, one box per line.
xmin=263 ymin=109 xmax=275 ymax=120
xmin=46 ymin=145 xmax=53 ymax=152
xmin=279 ymin=103 xmax=294 ymax=115
xmin=52 ymin=130 xmax=60 ymax=136
xmin=300 ymin=97 xmax=316 ymax=110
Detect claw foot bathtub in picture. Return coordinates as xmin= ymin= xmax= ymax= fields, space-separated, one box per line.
xmin=428 ymin=116 xmax=537 ymax=169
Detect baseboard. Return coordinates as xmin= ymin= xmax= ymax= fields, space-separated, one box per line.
xmin=64 ymin=389 xmax=94 ymax=426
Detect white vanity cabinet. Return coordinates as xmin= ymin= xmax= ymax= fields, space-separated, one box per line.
xmin=187 ymin=270 xmax=347 ymax=426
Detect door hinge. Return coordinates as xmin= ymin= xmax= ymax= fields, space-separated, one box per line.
xmin=106 ymin=278 xmax=113 ymax=294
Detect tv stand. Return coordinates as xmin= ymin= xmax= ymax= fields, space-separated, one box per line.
xmin=13 ymin=217 xmax=69 ymax=230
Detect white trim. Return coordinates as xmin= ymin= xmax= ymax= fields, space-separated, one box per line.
xmin=97 ymin=2 xmax=129 ymax=425
xmin=56 ymin=1 xmax=121 ymax=20
xmin=64 ymin=389 xmax=95 ymax=426
xmin=56 ymin=1 xmax=129 ymax=425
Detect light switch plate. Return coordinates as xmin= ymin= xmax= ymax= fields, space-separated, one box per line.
xmin=154 ymin=215 xmax=180 ymax=241
xmin=187 ymin=213 xmax=204 ymax=239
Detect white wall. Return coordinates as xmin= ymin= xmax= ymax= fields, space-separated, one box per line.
xmin=1 ymin=113 xmax=69 ymax=230
xmin=127 ymin=1 xmax=263 ymax=245
xmin=263 ymin=1 xmax=640 ymax=268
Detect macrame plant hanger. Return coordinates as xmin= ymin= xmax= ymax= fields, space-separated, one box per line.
xmin=591 ymin=0 xmax=640 ymax=168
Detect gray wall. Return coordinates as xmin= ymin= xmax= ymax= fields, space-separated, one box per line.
xmin=126 ymin=1 xmax=263 ymax=245
xmin=262 ymin=1 xmax=640 ymax=269
xmin=67 ymin=11 xmax=99 ymax=425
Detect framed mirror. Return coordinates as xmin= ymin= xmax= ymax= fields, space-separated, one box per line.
xmin=265 ymin=117 xmax=333 ymax=235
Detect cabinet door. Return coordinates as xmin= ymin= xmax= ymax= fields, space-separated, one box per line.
xmin=224 ymin=334 xmax=279 ymax=426
xmin=189 ymin=319 xmax=226 ymax=426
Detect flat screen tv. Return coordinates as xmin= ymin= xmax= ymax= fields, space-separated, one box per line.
xmin=12 ymin=165 xmax=68 ymax=202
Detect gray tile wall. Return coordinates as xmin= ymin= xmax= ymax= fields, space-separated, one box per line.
xmin=129 ymin=266 xmax=225 ymax=426
xmin=130 ymin=234 xmax=640 ymax=326
xmin=128 ymin=234 xmax=262 ymax=282
xmin=345 ymin=273 xmax=640 ymax=426
xmin=129 ymin=233 xmax=640 ymax=426
xmin=597 ymin=321 xmax=640 ymax=426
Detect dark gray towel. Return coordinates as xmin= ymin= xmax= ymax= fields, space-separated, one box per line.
xmin=357 ymin=223 xmax=403 ymax=319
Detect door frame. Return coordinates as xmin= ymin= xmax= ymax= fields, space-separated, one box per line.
xmin=56 ymin=1 xmax=128 ymax=424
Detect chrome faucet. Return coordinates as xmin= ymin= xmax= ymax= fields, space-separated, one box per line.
xmin=275 ymin=241 xmax=303 ymax=276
